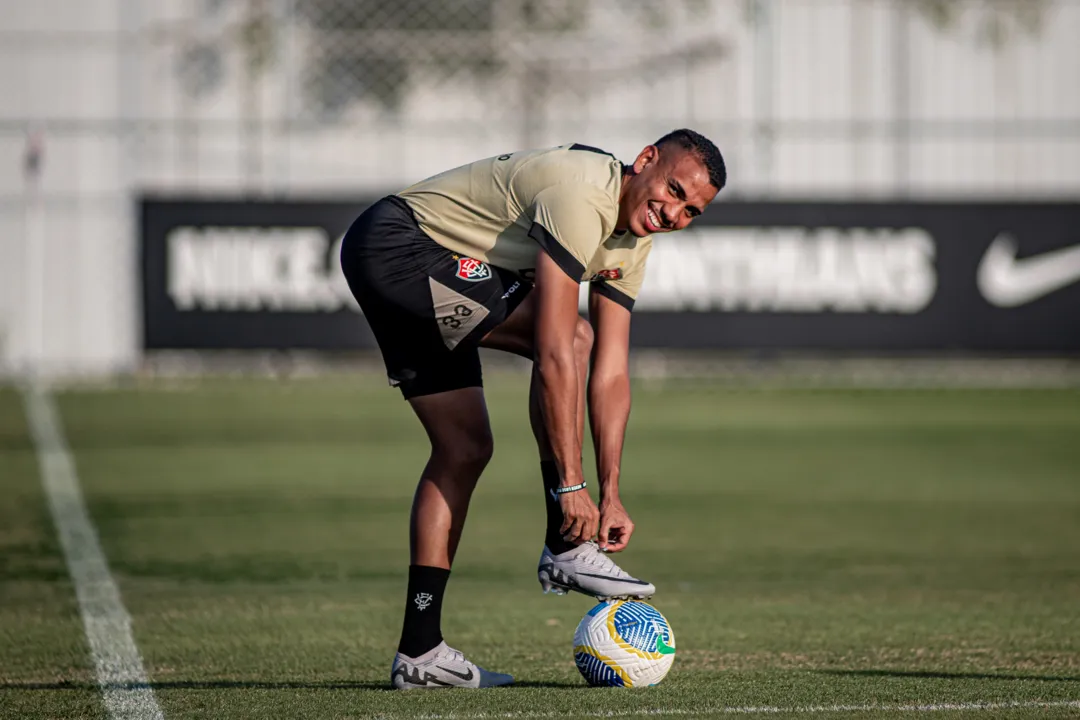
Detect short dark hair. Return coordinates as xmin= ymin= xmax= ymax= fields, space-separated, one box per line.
xmin=655 ymin=128 xmax=727 ymax=191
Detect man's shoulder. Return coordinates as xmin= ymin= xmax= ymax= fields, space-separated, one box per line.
xmin=520 ymin=145 xmax=623 ymax=220
xmin=515 ymin=144 xmax=621 ymax=182
xmin=557 ymin=143 xmax=622 ymax=180
xmin=565 ymin=143 xmax=618 ymax=161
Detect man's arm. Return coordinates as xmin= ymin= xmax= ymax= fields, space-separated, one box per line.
xmin=534 ymin=249 xmax=598 ymax=545
xmin=588 ymin=285 xmax=635 ymax=551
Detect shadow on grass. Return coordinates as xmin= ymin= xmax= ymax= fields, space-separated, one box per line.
xmin=1 ymin=679 xmax=584 ymax=691
xmin=0 ymin=681 xmax=392 ymax=692
xmin=818 ymin=669 xmax=1080 ymax=683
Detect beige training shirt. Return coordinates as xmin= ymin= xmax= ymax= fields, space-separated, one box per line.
xmin=397 ymin=143 xmax=652 ymax=310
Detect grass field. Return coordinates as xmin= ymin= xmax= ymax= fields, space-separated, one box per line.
xmin=2 ymin=375 xmax=1079 ymax=719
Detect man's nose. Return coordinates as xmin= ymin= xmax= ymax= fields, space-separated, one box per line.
xmin=659 ymin=205 xmax=675 ymax=227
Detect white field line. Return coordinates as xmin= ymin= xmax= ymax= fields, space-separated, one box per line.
xmin=412 ymin=700 xmax=1080 ymax=719
xmin=23 ymin=384 xmax=164 ymax=720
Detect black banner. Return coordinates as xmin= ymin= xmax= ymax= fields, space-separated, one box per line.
xmin=141 ymin=197 xmax=1080 ymax=352
xmin=141 ymin=198 xmax=373 ymax=350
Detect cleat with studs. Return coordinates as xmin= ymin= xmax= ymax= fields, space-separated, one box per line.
xmin=537 ymin=542 xmax=655 ymax=600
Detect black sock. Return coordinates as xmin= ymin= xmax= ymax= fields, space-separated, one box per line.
xmin=541 ymin=460 xmax=575 ymax=555
xmin=397 ymin=565 xmax=450 ymax=658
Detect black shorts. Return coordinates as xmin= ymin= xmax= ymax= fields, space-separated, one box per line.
xmin=340 ymin=195 xmax=532 ymax=399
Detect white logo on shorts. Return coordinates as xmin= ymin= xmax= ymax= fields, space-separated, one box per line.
xmin=414 ymin=592 xmax=433 ymax=611
xmin=501 ymin=281 xmax=521 ymax=300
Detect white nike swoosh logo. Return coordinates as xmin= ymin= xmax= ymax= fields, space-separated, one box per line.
xmin=977 ymin=234 xmax=1080 ymax=308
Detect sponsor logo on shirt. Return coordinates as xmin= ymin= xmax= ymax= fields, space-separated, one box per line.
xmin=587 ymin=268 xmax=623 ymax=282
xmin=456 ymin=257 xmax=492 ymax=282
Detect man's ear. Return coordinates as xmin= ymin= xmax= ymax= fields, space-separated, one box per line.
xmin=632 ymin=144 xmax=659 ymax=175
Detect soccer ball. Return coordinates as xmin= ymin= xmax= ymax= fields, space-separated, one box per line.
xmin=573 ymin=600 xmax=676 ymax=687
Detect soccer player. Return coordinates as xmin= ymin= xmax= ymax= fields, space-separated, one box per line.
xmin=339 ymin=130 xmax=725 ymax=689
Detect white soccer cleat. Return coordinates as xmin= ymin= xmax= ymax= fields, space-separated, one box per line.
xmin=538 ymin=542 xmax=656 ymax=600
xmin=390 ymin=641 xmax=514 ymax=690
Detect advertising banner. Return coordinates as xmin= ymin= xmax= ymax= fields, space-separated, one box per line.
xmin=141 ymin=198 xmax=369 ymax=350
xmin=142 ymin=198 xmax=1080 ymax=351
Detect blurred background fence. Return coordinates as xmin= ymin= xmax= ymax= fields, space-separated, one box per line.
xmin=2 ymin=0 xmax=1079 ymax=375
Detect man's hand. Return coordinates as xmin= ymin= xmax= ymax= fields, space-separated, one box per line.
xmin=559 ymin=489 xmax=600 ymax=545
xmin=597 ymin=497 xmax=635 ymax=552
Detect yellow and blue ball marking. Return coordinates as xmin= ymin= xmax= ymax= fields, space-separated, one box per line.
xmin=574 ymin=600 xmax=675 ymax=687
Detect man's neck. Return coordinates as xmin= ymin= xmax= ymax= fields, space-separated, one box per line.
xmin=615 ymin=165 xmax=633 ymax=232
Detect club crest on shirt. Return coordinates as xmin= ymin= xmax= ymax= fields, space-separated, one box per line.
xmin=587 ymin=268 xmax=623 ymax=282
xmin=456 ymin=257 xmax=491 ymax=282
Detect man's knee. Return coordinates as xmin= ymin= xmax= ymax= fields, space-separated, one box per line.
xmin=433 ymin=428 xmax=494 ymax=474
xmin=574 ymin=317 xmax=594 ymax=364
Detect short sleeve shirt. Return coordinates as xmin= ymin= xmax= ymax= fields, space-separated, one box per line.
xmin=397 ymin=144 xmax=652 ymax=310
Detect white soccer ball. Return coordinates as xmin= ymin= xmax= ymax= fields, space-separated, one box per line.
xmin=573 ymin=600 xmax=676 ymax=687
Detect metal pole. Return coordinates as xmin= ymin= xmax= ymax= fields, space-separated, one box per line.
xmin=23 ymin=128 xmax=45 ymax=378
xmin=851 ymin=0 xmax=870 ymax=192
xmin=278 ymin=0 xmax=294 ymax=193
xmin=892 ymin=0 xmax=911 ymax=196
xmin=119 ymin=0 xmax=141 ymax=373
xmin=752 ymin=0 xmax=775 ymax=193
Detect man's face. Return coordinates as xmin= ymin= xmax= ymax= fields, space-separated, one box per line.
xmin=617 ymin=144 xmax=718 ymax=238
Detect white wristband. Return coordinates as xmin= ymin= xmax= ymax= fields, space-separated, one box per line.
xmin=553 ymin=481 xmax=587 ymax=495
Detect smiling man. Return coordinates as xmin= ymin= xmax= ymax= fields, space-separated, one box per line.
xmin=339 ymin=129 xmax=725 ymax=689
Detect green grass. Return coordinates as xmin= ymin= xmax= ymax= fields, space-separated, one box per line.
xmin=0 ymin=387 xmax=102 ymax=719
xmin=2 ymin=376 xmax=1079 ymax=719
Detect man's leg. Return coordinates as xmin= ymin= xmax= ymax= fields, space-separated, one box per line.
xmin=528 ymin=323 xmax=592 ymax=554
xmin=398 ymin=387 xmax=493 ymax=658
xmin=481 ymin=295 xmax=593 ymax=554
xmin=390 ymin=384 xmax=513 ymax=689
xmin=339 ymin=198 xmax=515 ymax=687
xmin=481 ymin=294 xmax=655 ymax=600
